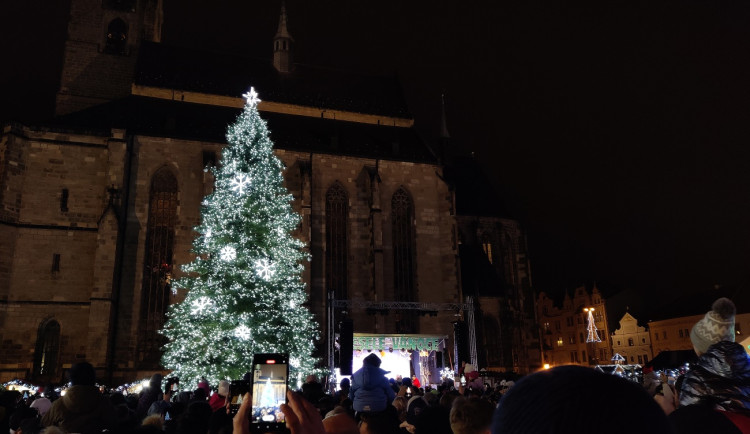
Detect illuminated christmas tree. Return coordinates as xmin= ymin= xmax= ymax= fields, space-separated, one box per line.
xmin=161 ymin=88 xmax=319 ymax=386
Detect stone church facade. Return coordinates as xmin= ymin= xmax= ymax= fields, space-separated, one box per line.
xmin=0 ymin=0 xmax=539 ymax=383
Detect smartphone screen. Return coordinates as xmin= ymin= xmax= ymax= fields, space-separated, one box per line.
xmin=250 ymin=354 xmax=288 ymax=430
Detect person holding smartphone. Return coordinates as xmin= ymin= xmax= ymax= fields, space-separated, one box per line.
xmin=232 ymin=390 xmax=326 ymax=434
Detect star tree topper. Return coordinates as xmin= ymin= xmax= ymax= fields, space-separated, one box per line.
xmin=243 ymin=87 xmax=261 ymax=107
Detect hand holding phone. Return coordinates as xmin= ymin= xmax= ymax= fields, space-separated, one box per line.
xmin=280 ymin=390 xmax=326 ymax=434
xmin=249 ymin=354 xmax=289 ymax=431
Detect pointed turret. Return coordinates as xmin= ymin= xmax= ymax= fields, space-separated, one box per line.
xmin=273 ymin=1 xmax=294 ymax=73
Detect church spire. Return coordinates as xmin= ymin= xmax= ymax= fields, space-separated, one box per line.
xmin=273 ymin=1 xmax=294 ymax=73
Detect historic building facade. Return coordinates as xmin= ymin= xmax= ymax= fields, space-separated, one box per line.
xmin=537 ymin=285 xmax=611 ymax=367
xmin=0 ymin=0 xmax=464 ymax=384
xmin=610 ymin=312 xmax=652 ymax=365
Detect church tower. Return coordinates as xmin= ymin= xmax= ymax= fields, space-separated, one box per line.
xmin=55 ymin=0 xmax=164 ymax=115
xmin=273 ymin=2 xmax=294 ymax=73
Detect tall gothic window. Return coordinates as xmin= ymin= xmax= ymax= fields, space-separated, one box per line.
xmin=326 ymin=184 xmax=348 ymax=300
xmin=481 ymin=233 xmax=493 ymax=264
xmin=392 ymin=188 xmax=416 ymax=332
xmin=33 ymin=320 xmax=60 ymax=379
xmin=104 ymin=18 xmax=128 ymax=54
xmin=139 ymin=168 xmax=178 ymax=364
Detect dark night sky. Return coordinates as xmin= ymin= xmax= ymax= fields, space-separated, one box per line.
xmin=3 ymin=0 xmax=750 ymax=313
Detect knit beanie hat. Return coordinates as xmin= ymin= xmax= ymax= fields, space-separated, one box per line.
xmin=690 ymin=297 xmax=736 ymax=354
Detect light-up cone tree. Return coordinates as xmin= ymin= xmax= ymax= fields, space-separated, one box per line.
xmin=161 ymin=88 xmax=319 ymax=387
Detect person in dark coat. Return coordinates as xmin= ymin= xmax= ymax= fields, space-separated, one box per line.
xmin=678 ymin=298 xmax=750 ymax=411
xmin=669 ymin=298 xmax=750 ymax=433
xmin=41 ymin=362 xmax=116 ymax=434
xmin=350 ymin=353 xmax=396 ymax=413
xmin=137 ymin=373 xmax=163 ymax=419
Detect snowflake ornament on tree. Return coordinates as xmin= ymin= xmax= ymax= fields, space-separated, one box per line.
xmin=220 ymin=246 xmax=237 ymax=262
xmin=235 ymin=325 xmax=252 ymax=341
xmin=191 ymin=297 xmax=212 ymax=315
xmin=230 ymin=173 xmax=252 ymax=195
xmin=255 ymin=258 xmax=275 ymax=281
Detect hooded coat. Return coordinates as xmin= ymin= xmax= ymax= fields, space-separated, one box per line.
xmin=680 ymin=341 xmax=750 ymax=412
xmin=41 ymin=385 xmax=116 ymax=434
xmin=349 ymin=361 xmax=396 ymax=412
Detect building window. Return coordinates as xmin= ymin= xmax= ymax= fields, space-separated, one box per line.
xmin=481 ymin=234 xmax=493 ymax=264
xmin=60 ymin=189 xmax=69 ymax=212
xmin=392 ymin=188 xmax=416 ymax=333
xmin=642 ymin=338 xmax=646 ymax=344
xmin=326 ymin=184 xmax=348 ymax=301
xmin=51 ymin=254 xmax=61 ymax=273
xmin=104 ymin=18 xmax=128 ymax=54
xmin=139 ymin=168 xmax=178 ymax=364
xmin=684 ymin=328 xmax=690 ymax=338
xmin=33 ymin=320 xmax=60 ymax=378
xmin=643 ymin=355 xmax=649 ymax=364
xmin=570 ymin=352 xmax=575 ymax=363
xmin=580 ymin=332 xmax=584 ymax=343
xmin=555 ymin=320 xmax=561 ymax=331
xmin=655 ymin=333 xmax=659 ymax=341
xmin=628 ymin=338 xmax=634 ymax=346
xmin=663 ymin=331 xmax=667 ymax=339
xmin=638 ymin=355 xmax=643 ymax=364
xmin=557 ymin=337 xmax=563 ymax=347
xmin=617 ymin=340 xmax=621 ymax=346
xmin=679 ymin=329 xmax=684 ymax=338
xmin=566 ymin=317 xmax=573 ymax=327
xmin=569 ymin=335 xmax=575 ymax=344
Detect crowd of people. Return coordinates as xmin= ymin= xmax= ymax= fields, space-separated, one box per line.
xmin=1 ymin=297 xmax=749 ymax=434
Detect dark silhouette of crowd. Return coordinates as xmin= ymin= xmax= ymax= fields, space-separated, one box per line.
xmin=2 ymin=297 xmax=749 ymax=434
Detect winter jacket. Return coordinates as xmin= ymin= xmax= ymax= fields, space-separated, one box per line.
xmin=349 ymin=364 xmax=396 ymax=412
xmin=41 ymin=385 xmax=116 ymax=434
xmin=680 ymin=341 xmax=750 ymax=412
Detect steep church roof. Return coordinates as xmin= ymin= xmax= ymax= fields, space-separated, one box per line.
xmin=134 ymin=41 xmax=412 ymax=119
